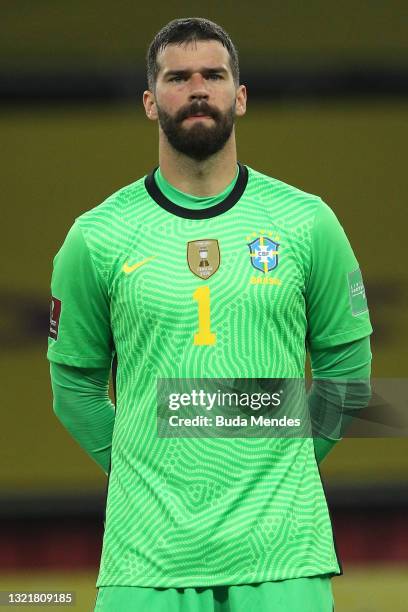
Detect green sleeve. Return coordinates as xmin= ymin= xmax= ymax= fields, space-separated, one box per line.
xmin=306 ymin=200 xmax=373 ymax=350
xmin=310 ymin=335 xmax=372 ymax=464
xmin=47 ymin=221 xmax=114 ymax=368
xmin=50 ymin=361 xmax=115 ymax=475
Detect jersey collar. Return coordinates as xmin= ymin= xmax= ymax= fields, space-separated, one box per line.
xmin=144 ymin=162 xmax=249 ymax=220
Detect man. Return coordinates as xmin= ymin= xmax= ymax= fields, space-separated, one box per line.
xmin=48 ymin=17 xmax=372 ymax=611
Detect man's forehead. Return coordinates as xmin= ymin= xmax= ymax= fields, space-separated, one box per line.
xmin=157 ymin=40 xmax=230 ymax=74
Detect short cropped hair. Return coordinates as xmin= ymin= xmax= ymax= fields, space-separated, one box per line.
xmin=146 ymin=17 xmax=240 ymax=91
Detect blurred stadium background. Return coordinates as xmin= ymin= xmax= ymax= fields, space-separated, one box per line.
xmin=1 ymin=2 xmax=407 ymax=610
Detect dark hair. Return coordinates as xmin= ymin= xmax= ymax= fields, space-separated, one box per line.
xmin=146 ymin=17 xmax=239 ymax=91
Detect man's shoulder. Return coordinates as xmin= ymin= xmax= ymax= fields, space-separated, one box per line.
xmin=67 ymin=175 xmax=149 ymax=269
xmin=246 ymin=165 xmax=323 ymax=208
xmin=76 ymin=175 xmax=147 ymax=230
xmin=60 ymin=175 xmax=148 ymax=279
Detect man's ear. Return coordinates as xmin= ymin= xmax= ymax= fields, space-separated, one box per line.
xmin=143 ymin=90 xmax=158 ymax=120
xmin=235 ymin=84 xmax=247 ymax=117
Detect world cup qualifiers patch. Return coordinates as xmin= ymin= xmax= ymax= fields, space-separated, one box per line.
xmin=348 ymin=268 xmax=368 ymax=316
xmin=49 ymin=297 xmax=62 ymax=339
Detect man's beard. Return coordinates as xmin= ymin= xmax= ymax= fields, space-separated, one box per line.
xmin=156 ymin=100 xmax=236 ymax=162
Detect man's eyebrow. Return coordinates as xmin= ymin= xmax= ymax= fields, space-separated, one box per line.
xmin=164 ymin=67 xmax=228 ymax=78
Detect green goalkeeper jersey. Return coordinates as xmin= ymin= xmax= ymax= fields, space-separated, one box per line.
xmin=47 ymin=162 xmax=372 ymax=587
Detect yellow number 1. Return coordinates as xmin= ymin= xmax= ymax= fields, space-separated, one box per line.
xmin=193 ymin=286 xmax=216 ymax=345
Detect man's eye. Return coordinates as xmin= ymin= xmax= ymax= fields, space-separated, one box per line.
xmin=169 ymin=74 xmax=222 ymax=82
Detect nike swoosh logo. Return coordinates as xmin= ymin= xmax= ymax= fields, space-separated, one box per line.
xmin=122 ymin=256 xmax=157 ymax=274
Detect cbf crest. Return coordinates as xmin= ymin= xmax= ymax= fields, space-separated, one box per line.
xmin=248 ymin=236 xmax=279 ymax=273
xmin=187 ymin=239 xmax=220 ymax=279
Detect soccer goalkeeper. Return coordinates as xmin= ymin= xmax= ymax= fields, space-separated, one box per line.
xmin=48 ymin=17 xmax=372 ymax=612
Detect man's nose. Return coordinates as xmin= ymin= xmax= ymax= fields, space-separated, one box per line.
xmin=188 ymin=73 xmax=209 ymax=100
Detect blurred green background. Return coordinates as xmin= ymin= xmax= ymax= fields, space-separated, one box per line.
xmin=2 ymin=0 xmax=408 ymax=69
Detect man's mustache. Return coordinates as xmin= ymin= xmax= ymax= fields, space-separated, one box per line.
xmin=177 ymin=103 xmax=220 ymax=122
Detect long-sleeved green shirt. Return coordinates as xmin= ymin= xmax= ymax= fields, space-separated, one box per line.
xmin=50 ymin=335 xmax=371 ymax=474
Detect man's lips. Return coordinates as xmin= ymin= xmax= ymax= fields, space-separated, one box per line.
xmin=183 ymin=114 xmax=213 ymax=121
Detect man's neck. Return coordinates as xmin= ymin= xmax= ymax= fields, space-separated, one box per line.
xmin=158 ymin=134 xmax=238 ymax=197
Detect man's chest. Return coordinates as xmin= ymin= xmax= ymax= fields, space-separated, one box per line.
xmin=109 ymin=219 xmax=308 ymax=347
